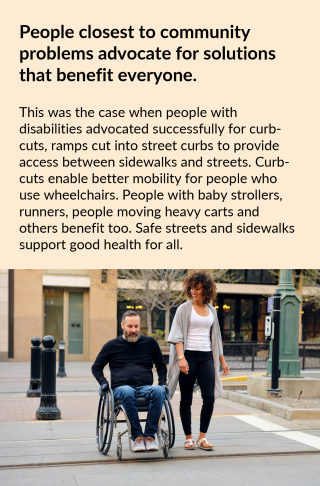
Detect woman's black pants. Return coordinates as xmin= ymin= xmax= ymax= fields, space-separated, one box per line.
xmin=179 ymin=350 xmax=215 ymax=436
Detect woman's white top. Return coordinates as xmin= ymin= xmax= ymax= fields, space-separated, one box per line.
xmin=185 ymin=306 xmax=213 ymax=351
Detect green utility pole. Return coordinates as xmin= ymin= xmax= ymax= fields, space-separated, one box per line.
xmin=267 ymin=270 xmax=302 ymax=378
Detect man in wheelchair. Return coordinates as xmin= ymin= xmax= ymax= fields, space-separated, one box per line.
xmin=92 ymin=310 xmax=169 ymax=452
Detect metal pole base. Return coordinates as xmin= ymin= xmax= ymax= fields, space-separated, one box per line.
xmin=26 ymin=379 xmax=41 ymax=397
xmin=36 ymin=407 xmax=61 ymax=420
xmin=57 ymin=369 xmax=67 ymax=378
xmin=267 ymin=388 xmax=283 ymax=397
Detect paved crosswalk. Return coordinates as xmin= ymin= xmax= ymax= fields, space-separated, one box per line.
xmin=235 ymin=415 xmax=320 ymax=450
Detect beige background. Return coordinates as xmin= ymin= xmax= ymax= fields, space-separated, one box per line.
xmin=1 ymin=0 xmax=319 ymax=268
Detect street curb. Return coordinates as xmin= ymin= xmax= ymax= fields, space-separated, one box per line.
xmin=221 ymin=374 xmax=264 ymax=382
xmin=222 ymin=390 xmax=320 ymax=420
xmin=1 ymin=449 xmax=320 ymax=469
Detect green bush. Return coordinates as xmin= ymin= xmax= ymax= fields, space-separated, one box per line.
xmin=147 ymin=329 xmax=167 ymax=346
xmin=307 ymin=336 xmax=320 ymax=342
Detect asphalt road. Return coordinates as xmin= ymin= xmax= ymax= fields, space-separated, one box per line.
xmin=1 ymin=452 xmax=320 ymax=486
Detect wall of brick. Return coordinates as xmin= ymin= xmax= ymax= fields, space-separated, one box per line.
xmin=88 ymin=269 xmax=118 ymax=361
xmin=13 ymin=270 xmax=43 ymax=362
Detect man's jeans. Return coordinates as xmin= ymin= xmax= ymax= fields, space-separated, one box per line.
xmin=113 ymin=385 xmax=166 ymax=441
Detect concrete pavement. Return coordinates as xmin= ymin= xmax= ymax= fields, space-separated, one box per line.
xmin=1 ymin=411 xmax=320 ymax=468
xmin=1 ymin=362 xmax=320 ymax=471
xmin=1 ymin=395 xmax=320 ymax=467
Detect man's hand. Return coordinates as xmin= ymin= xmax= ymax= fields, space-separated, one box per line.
xmin=162 ymin=385 xmax=170 ymax=398
xmin=99 ymin=382 xmax=110 ymax=396
xmin=179 ymin=357 xmax=189 ymax=374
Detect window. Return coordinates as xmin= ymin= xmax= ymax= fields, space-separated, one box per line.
xmin=101 ymin=269 xmax=108 ymax=283
xmin=44 ymin=288 xmax=63 ymax=345
xmin=117 ymin=300 xmax=177 ymax=337
xmin=257 ymin=298 xmax=268 ymax=341
xmin=44 ymin=288 xmax=86 ymax=357
xmin=221 ymin=298 xmax=236 ymax=341
xmin=68 ymin=292 xmax=84 ymax=354
xmin=225 ymin=270 xmax=277 ymax=285
xmin=118 ymin=299 xmax=148 ymax=335
xmin=246 ymin=270 xmax=262 ymax=284
xmin=302 ymin=305 xmax=320 ymax=340
xmin=217 ymin=294 xmax=268 ymax=342
xmin=240 ymin=299 xmax=253 ymax=341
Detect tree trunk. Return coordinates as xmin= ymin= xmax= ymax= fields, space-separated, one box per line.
xmin=147 ymin=308 xmax=152 ymax=335
xmin=164 ymin=304 xmax=170 ymax=340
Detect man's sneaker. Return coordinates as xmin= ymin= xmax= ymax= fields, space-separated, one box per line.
xmin=133 ymin=437 xmax=146 ymax=452
xmin=145 ymin=436 xmax=158 ymax=451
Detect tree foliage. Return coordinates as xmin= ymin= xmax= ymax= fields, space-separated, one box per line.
xmin=299 ymin=270 xmax=320 ymax=308
xmin=117 ymin=269 xmax=240 ymax=339
xmin=117 ymin=269 xmax=163 ymax=334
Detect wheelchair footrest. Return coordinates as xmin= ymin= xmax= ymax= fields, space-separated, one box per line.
xmin=117 ymin=418 xmax=148 ymax=424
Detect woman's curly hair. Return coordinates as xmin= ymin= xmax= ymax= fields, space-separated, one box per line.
xmin=183 ymin=271 xmax=216 ymax=304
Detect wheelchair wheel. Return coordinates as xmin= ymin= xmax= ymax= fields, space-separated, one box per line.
xmin=166 ymin=397 xmax=175 ymax=448
xmin=96 ymin=388 xmax=114 ymax=455
xmin=161 ymin=399 xmax=172 ymax=450
xmin=161 ymin=397 xmax=175 ymax=448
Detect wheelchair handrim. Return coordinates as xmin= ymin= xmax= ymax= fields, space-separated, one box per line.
xmin=161 ymin=399 xmax=172 ymax=448
xmin=96 ymin=396 xmax=105 ymax=451
xmin=167 ymin=397 xmax=175 ymax=448
xmin=102 ymin=388 xmax=114 ymax=455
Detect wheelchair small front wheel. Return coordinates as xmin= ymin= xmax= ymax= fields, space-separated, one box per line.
xmin=163 ymin=443 xmax=169 ymax=458
xmin=117 ymin=445 xmax=122 ymax=461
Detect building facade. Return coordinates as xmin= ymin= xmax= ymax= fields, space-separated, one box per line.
xmin=2 ymin=269 xmax=117 ymax=362
xmin=0 ymin=269 xmax=319 ymax=361
xmin=0 ymin=270 xmax=9 ymax=361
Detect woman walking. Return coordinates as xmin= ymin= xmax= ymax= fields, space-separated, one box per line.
xmin=167 ymin=271 xmax=229 ymax=450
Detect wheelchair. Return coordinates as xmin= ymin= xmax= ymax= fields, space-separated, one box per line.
xmin=96 ymin=387 xmax=175 ymax=460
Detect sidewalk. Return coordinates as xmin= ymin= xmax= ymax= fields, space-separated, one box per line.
xmin=1 ymin=361 xmax=281 ymax=379
xmin=1 ymin=403 xmax=320 ymax=467
xmin=0 ymin=361 xmax=257 ymax=422
xmin=0 ymin=391 xmax=250 ymax=423
xmin=1 ymin=362 xmax=320 ymax=467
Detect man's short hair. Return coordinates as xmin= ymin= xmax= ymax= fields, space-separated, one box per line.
xmin=122 ymin=310 xmax=140 ymax=323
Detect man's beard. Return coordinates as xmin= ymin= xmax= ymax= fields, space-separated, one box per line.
xmin=124 ymin=330 xmax=141 ymax=343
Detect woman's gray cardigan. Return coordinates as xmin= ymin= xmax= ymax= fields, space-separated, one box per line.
xmin=167 ymin=300 xmax=223 ymax=399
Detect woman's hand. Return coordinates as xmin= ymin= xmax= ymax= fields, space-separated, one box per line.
xmin=179 ymin=357 xmax=189 ymax=374
xmin=220 ymin=358 xmax=229 ymax=376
